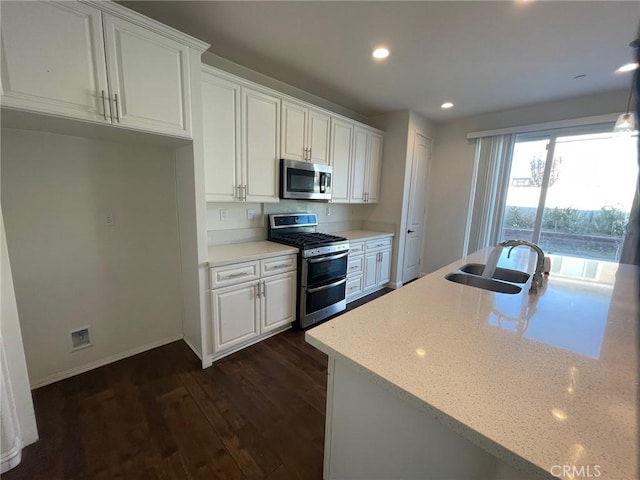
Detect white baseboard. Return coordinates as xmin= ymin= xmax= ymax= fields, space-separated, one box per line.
xmin=182 ymin=336 xmax=203 ymax=361
xmin=30 ymin=334 xmax=183 ymax=389
xmin=0 ymin=437 xmax=22 ymax=474
xmin=389 ymin=281 xmax=403 ymax=289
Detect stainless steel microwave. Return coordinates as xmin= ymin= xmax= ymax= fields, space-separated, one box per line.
xmin=280 ymin=159 xmax=332 ymax=201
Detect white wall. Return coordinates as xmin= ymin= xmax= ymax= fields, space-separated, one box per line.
xmin=1 ymin=129 xmax=184 ymax=387
xmin=206 ymin=200 xmax=370 ymax=245
xmin=424 ymin=89 xmax=628 ymax=273
xmin=367 ymin=110 xmax=434 ymax=286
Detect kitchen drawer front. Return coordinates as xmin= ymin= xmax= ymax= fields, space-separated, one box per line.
xmin=349 ymin=241 xmax=365 ymax=255
xmin=210 ymin=261 xmax=260 ymax=289
xmin=347 ymin=255 xmax=364 ymax=276
xmin=261 ymin=254 xmax=297 ymax=277
xmin=346 ymin=274 xmax=364 ymax=301
xmin=365 ymin=237 xmax=392 ymax=252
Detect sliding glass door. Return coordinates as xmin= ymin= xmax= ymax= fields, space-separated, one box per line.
xmin=498 ymin=129 xmax=638 ymax=262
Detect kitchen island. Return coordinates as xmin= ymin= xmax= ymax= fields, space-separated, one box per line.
xmin=306 ymin=248 xmax=638 ymax=480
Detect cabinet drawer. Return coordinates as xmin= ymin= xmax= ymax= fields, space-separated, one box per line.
xmin=365 ymin=237 xmax=392 ymax=252
xmin=346 ymin=274 xmax=364 ymax=301
xmin=261 ymin=255 xmax=297 ymax=277
xmin=210 ymin=261 xmax=260 ymax=289
xmin=349 ymin=241 xmax=364 ymax=255
xmin=347 ymin=255 xmax=364 ymax=276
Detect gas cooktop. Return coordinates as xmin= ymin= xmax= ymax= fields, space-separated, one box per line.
xmin=270 ymin=232 xmax=347 ymax=249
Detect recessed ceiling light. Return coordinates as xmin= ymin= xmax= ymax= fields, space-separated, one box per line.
xmin=441 ymin=102 xmax=454 ymax=109
xmin=616 ymin=62 xmax=639 ymax=73
xmin=372 ymin=48 xmax=389 ymax=60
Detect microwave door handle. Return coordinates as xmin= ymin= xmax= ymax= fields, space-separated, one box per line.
xmin=307 ymin=278 xmax=347 ymax=293
xmin=319 ymin=172 xmax=326 ymax=193
xmin=307 ymin=251 xmax=349 ymax=263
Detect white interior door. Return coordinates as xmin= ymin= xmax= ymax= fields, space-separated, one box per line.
xmin=402 ymin=133 xmax=431 ymax=283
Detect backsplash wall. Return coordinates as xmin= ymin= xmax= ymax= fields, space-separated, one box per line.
xmin=206 ymin=200 xmax=372 ymax=245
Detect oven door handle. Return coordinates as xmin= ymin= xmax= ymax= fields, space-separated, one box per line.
xmin=307 ymin=251 xmax=349 ymax=263
xmin=307 ymin=278 xmax=347 ymax=294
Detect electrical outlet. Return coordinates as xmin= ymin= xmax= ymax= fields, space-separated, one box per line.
xmin=102 ymin=213 xmax=115 ymax=226
xmin=326 ymin=207 xmax=331 ymax=217
xmin=247 ymin=208 xmax=254 ymax=220
xmin=219 ymin=209 xmax=228 ymax=221
xmin=70 ymin=326 xmax=92 ymax=351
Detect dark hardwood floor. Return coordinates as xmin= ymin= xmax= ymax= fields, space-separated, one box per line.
xmin=5 ymin=329 xmax=328 ymax=480
xmin=6 ymin=289 xmax=394 ymax=480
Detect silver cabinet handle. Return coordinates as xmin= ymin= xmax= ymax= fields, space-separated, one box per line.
xmin=113 ymin=93 xmax=120 ymax=122
xmin=225 ymin=271 xmax=249 ymax=279
xmin=255 ymin=284 xmax=260 ymax=298
xmin=307 ymin=251 xmax=349 ymax=263
xmin=268 ymin=263 xmax=291 ymax=270
xmin=261 ymin=280 xmax=266 ymax=297
xmin=235 ymin=184 xmax=241 ymax=200
xmin=307 ymin=278 xmax=347 ymax=293
xmin=101 ymin=90 xmax=108 ymax=120
xmin=242 ymin=185 xmax=247 ymax=201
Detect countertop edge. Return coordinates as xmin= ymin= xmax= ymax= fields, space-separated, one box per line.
xmin=305 ymin=331 xmax=550 ymax=480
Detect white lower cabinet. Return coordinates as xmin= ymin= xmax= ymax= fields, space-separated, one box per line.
xmin=346 ymin=235 xmax=392 ymax=302
xmin=211 ymin=280 xmax=260 ymax=352
xmin=209 ymin=254 xmax=296 ymax=359
xmin=262 ymin=272 xmax=296 ymax=333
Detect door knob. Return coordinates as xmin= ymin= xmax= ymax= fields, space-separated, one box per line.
xmin=408 ymin=229 xmax=415 ymax=234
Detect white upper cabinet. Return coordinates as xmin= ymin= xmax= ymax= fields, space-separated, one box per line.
xmin=0 ymin=1 xmax=110 ymax=123
xmin=350 ymin=127 xmax=383 ymax=204
xmin=201 ymin=68 xmax=280 ymax=203
xmin=329 ymin=118 xmax=354 ymax=203
xmin=102 ymin=14 xmax=191 ymax=137
xmin=243 ymin=87 xmax=280 ymax=203
xmin=0 ymin=1 xmax=206 ymax=138
xmin=202 ymin=71 xmax=241 ymax=202
xmin=281 ymin=100 xmax=330 ymax=164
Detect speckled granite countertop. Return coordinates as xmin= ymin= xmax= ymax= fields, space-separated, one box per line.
xmin=335 ymin=230 xmax=394 ymax=241
xmin=208 ymin=241 xmax=298 ymax=267
xmin=306 ymin=248 xmax=638 ymax=479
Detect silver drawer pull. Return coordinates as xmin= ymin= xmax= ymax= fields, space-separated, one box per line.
xmin=268 ymin=263 xmax=290 ymax=269
xmin=349 ymin=265 xmax=359 ymax=271
xmin=307 ymin=278 xmax=347 ymax=293
xmin=224 ymin=271 xmax=249 ymax=279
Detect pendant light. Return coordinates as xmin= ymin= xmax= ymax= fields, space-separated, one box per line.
xmin=615 ymin=37 xmax=639 ymax=133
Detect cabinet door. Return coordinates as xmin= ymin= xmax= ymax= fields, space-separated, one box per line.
xmin=363 ymin=252 xmax=379 ymax=291
xmin=308 ymin=109 xmax=331 ymax=165
xmin=329 ymin=118 xmax=353 ymax=203
xmin=281 ymin=100 xmax=307 ymax=161
xmin=211 ymin=282 xmax=260 ymax=352
xmin=0 ymin=1 xmax=110 ymax=123
xmin=350 ymin=127 xmax=369 ymax=203
xmin=103 ymin=14 xmax=191 ymax=137
xmin=202 ymin=72 xmax=241 ymax=201
xmin=346 ymin=274 xmax=364 ymax=302
xmin=262 ymin=272 xmax=296 ymax=333
xmin=366 ymin=132 xmax=383 ymax=204
xmin=242 ymin=87 xmax=280 ymax=203
xmin=377 ymin=249 xmax=391 ymax=286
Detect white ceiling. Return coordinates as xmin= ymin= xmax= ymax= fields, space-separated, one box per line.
xmin=119 ymin=1 xmax=639 ymax=121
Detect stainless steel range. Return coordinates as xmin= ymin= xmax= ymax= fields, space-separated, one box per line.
xmin=268 ymin=213 xmax=349 ymax=328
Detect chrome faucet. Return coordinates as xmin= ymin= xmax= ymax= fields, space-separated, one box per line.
xmin=499 ymin=239 xmax=545 ymax=294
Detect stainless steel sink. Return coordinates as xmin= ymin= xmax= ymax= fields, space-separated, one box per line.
xmin=458 ymin=263 xmax=530 ymax=284
xmin=445 ymin=272 xmax=522 ymax=294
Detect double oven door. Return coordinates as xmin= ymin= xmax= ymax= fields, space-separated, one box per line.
xmin=299 ymin=250 xmax=348 ymax=328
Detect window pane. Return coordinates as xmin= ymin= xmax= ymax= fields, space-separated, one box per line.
xmin=539 ymin=132 xmax=638 ymax=261
xmin=499 ymin=138 xmax=549 ymax=243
